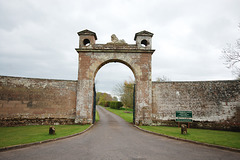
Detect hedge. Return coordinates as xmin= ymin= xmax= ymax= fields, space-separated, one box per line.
xmin=109 ymin=101 xmax=123 ymax=109
xmin=99 ymin=101 xmax=123 ymax=109
xmin=99 ymin=101 xmax=110 ymax=107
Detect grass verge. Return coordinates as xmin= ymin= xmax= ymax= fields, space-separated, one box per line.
xmin=96 ymin=111 xmax=100 ymax=122
xmin=104 ymin=106 xmax=240 ymax=149
xmin=104 ymin=107 xmax=133 ymax=123
xmin=139 ymin=126 xmax=240 ymax=149
xmin=0 ymin=124 xmax=90 ymax=148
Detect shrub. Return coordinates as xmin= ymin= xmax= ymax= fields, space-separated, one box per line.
xmin=99 ymin=101 xmax=110 ymax=107
xmin=99 ymin=101 xmax=103 ymax=106
xmin=109 ymin=101 xmax=123 ymax=109
xmin=106 ymin=101 xmax=110 ymax=107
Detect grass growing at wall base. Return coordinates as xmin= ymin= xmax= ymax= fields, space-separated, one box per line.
xmin=95 ymin=111 xmax=100 ymax=122
xmin=139 ymin=126 xmax=240 ymax=149
xmin=0 ymin=124 xmax=90 ymax=148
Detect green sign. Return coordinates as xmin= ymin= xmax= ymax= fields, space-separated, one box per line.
xmin=176 ymin=111 xmax=192 ymax=118
xmin=176 ymin=119 xmax=192 ymax=122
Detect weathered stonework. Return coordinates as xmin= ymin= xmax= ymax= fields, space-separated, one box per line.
xmin=1 ymin=30 xmax=240 ymax=130
xmin=152 ymin=81 xmax=240 ymax=131
xmin=0 ymin=76 xmax=77 ymax=126
xmin=75 ymin=30 xmax=155 ymax=125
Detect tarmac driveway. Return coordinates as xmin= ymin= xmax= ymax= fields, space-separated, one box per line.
xmin=0 ymin=105 xmax=239 ymax=160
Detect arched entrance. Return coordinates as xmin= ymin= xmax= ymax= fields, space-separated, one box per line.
xmin=94 ymin=61 xmax=136 ymax=124
xmin=75 ymin=29 xmax=155 ymax=125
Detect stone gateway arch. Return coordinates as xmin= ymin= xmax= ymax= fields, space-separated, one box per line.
xmin=75 ymin=29 xmax=155 ymax=125
xmin=0 ymin=30 xmax=239 ymax=130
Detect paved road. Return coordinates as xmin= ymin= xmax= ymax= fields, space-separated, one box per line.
xmin=1 ymin=106 xmax=240 ymax=160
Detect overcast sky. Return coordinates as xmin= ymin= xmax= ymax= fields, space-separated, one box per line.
xmin=0 ymin=0 xmax=240 ymax=96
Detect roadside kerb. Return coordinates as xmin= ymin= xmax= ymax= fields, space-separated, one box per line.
xmin=0 ymin=124 xmax=94 ymax=152
xmin=134 ymin=125 xmax=240 ymax=153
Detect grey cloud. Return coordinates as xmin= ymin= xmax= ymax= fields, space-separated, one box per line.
xmin=0 ymin=0 xmax=239 ymax=95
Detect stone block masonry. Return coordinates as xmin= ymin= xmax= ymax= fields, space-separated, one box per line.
xmin=0 ymin=76 xmax=77 ymax=126
xmin=152 ymin=80 xmax=240 ymax=131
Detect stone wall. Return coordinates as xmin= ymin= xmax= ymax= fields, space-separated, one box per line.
xmin=1 ymin=75 xmax=240 ymax=130
xmin=152 ymin=80 xmax=240 ymax=131
xmin=0 ymin=76 xmax=77 ymax=126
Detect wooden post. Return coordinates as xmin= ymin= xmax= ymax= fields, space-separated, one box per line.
xmin=49 ymin=126 xmax=55 ymax=135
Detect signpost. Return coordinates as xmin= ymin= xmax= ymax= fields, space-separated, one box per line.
xmin=176 ymin=111 xmax=192 ymax=118
xmin=176 ymin=111 xmax=192 ymax=128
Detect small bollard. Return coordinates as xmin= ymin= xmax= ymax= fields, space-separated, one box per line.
xmin=49 ymin=126 xmax=56 ymax=135
xmin=181 ymin=124 xmax=187 ymax=134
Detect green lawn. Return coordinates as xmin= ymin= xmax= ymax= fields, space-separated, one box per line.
xmin=140 ymin=126 xmax=240 ymax=149
xmin=104 ymin=107 xmax=133 ymax=123
xmin=0 ymin=124 xmax=90 ymax=148
xmin=104 ymin=106 xmax=240 ymax=149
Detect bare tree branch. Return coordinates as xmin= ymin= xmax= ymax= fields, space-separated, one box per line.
xmin=156 ymin=75 xmax=171 ymax=82
xmin=221 ymin=24 xmax=240 ymax=78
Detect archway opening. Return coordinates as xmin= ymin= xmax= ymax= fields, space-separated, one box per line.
xmin=94 ymin=61 xmax=136 ymax=124
xmin=141 ymin=39 xmax=148 ymax=47
xmin=83 ymin=39 xmax=90 ymax=46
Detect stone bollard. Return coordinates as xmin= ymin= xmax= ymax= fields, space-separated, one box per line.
xmin=181 ymin=124 xmax=187 ymax=134
xmin=49 ymin=126 xmax=56 ymax=135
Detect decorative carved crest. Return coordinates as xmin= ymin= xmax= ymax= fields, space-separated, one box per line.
xmin=109 ymin=34 xmax=127 ymax=44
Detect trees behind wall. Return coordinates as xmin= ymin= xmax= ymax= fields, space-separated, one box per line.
xmin=114 ymin=80 xmax=134 ymax=109
xmin=222 ymin=23 xmax=240 ymax=79
xmin=155 ymin=75 xmax=171 ymax=82
xmin=96 ymin=92 xmax=113 ymax=105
